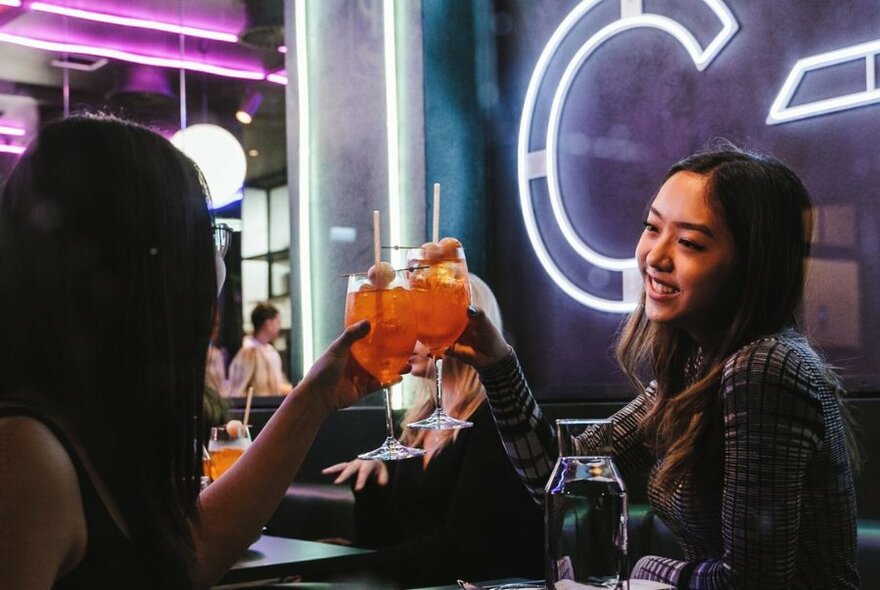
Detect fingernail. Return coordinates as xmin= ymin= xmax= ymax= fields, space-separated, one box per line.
xmin=467 ymin=305 xmax=477 ymax=317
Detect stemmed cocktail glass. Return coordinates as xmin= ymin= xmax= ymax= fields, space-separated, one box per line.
xmin=405 ymin=240 xmax=472 ymax=430
xmin=346 ymin=267 xmax=426 ymax=460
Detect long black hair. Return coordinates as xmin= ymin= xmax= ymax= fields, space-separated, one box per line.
xmin=617 ymin=145 xmax=817 ymax=490
xmin=0 ymin=114 xmax=216 ymax=586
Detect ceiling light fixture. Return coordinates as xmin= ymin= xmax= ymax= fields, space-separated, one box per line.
xmin=0 ymin=124 xmax=26 ymax=136
xmin=235 ymin=90 xmax=264 ymax=124
xmin=27 ymin=2 xmax=239 ymax=43
xmin=0 ymin=31 xmax=266 ymax=80
xmin=0 ymin=0 xmax=22 ymax=7
xmin=171 ymin=124 xmax=247 ymax=210
xmin=266 ymin=71 xmax=287 ymax=85
xmin=0 ymin=144 xmax=25 ymax=155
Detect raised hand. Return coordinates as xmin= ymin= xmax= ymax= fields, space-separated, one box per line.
xmin=446 ymin=306 xmax=512 ymax=369
xmin=322 ymin=459 xmax=390 ymax=491
xmin=297 ymin=321 xmax=392 ymax=414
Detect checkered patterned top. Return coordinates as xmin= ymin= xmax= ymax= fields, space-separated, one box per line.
xmin=478 ymin=330 xmax=859 ymax=589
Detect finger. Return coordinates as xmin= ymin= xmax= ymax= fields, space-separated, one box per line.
xmin=321 ymin=462 xmax=347 ymax=475
xmin=334 ymin=461 xmax=361 ymax=484
xmin=377 ymin=463 xmax=389 ymax=487
xmin=333 ymin=320 xmax=370 ymax=351
xmin=355 ymin=465 xmax=372 ymax=491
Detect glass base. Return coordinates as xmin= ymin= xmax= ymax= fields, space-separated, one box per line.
xmin=407 ymin=408 xmax=473 ymax=431
xmin=357 ymin=437 xmax=425 ymax=461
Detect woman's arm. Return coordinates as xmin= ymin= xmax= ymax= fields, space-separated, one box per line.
xmin=189 ymin=321 xmax=378 ymax=589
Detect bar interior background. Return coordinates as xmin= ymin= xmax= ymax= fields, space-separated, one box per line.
xmin=0 ymin=0 xmax=878 ymax=517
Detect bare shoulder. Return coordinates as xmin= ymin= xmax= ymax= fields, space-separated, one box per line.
xmin=0 ymin=416 xmax=87 ymax=586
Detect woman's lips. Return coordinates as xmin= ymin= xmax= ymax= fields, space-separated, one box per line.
xmin=646 ymin=275 xmax=679 ymax=299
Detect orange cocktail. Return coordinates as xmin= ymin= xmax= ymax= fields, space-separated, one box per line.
xmin=207 ymin=422 xmax=251 ymax=481
xmin=345 ymin=284 xmax=417 ymax=386
xmin=407 ymin=240 xmax=469 ymax=357
xmin=208 ymin=447 xmax=246 ymax=480
xmin=345 ymin=265 xmax=424 ymax=460
xmin=405 ymin=239 xmax=472 ymax=430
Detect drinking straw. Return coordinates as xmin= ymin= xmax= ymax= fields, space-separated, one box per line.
xmin=243 ymin=386 xmax=254 ymax=431
xmin=373 ymin=209 xmax=381 ymax=266
xmin=432 ymin=183 xmax=441 ymax=243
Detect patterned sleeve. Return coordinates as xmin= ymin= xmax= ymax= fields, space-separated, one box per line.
xmin=634 ymin=339 xmax=824 ymax=589
xmin=477 ymin=350 xmax=555 ymax=505
xmin=478 ymin=349 xmax=655 ymax=505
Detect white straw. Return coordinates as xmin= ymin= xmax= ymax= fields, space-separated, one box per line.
xmin=243 ymin=386 xmax=254 ymax=431
xmin=373 ymin=210 xmax=381 ymax=266
xmin=432 ymin=183 xmax=441 ymax=243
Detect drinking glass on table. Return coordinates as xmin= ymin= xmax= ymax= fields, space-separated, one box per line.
xmin=346 ymin=266 xmax=425 ymax=460
xmin=208 ymin=422 xmax=251 ymax=480
xmin=405 ymin=239 xmax=472 ymax=430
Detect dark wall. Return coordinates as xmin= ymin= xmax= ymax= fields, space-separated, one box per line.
xmin=479 ymin=0 xmax=880 ymax=398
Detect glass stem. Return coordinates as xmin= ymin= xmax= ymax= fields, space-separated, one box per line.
xmin=383 ymin=387 xmax=395 ymax=440
xmin=434 ymin=356 xmax=444 ymax=414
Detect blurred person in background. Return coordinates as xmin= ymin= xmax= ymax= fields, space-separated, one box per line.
xmin=227 ymin=302 xmax=294 ymax=397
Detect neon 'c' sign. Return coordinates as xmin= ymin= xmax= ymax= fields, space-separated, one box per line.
xmin=517 ymin=0 xmax=739 ymax=313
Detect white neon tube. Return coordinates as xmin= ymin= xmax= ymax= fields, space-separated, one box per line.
xmin=294 ymin=0 xmax=314 ymax=369
xmin=767 ymin=38 xmax=880 ymax=124
xmin=383 ymin=0 xmax=402 ymax=266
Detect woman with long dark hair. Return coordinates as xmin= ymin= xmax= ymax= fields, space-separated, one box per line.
xmin=0 ymin=115 xmax=376 ymax=589
xmin=450 ymin=147 xmax=859 ymax=589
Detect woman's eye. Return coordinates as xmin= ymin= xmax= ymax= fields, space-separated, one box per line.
xmin=679 ymin=238 xmax=704 ymax=251
xmin=642 ymin=221 xmax=658 ymax=233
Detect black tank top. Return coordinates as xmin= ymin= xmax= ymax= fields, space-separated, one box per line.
xmin=0 ymin=408 xmax=149 ymax=589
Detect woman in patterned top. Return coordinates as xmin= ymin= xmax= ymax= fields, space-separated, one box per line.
xmin=449 ymin=146 xmax=859 ymax=589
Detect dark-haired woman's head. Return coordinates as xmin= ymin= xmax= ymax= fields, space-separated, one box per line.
xmin=619 ymin=144 xmax=815 ymax=491
xmin=659 ymin=146 xmax=813 ymax=349
xmin=0 ymin=114 xmax=217 ymax=586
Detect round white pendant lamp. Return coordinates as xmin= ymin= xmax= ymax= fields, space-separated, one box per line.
xmin=171 ymin=124 xmax=246 ymax=209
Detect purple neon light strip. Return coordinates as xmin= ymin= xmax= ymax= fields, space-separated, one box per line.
xmin=28 ymin=2 xmax=239 ymax=43
xmin=0 ymin=0 xmax=22 ymax=7
xmin=266 ymin=72 xmax=287 ymax=85
xmin=0 ymin=32 xmax=266 ymax=80
xmin=0 ymin=124 xmax=26 ymax=136
xmin=0 ymin=144 xmax=25 ymax=155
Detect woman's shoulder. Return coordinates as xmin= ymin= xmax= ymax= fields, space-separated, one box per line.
xmin=0 ymin=415 xmax=87 ymax=579
xmin=721 ymin=329 xmax=832 ymax=396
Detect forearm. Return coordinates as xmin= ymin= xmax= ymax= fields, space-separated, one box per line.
xmin=478 ymin=350 xmax=555 ymax=504
xmin=189 ymin=384 xmax=332 ymax=589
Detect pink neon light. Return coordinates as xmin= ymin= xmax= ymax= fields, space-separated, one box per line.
xmin=0 ymin=32 xmax=266 ymax=80
xmin=0 ymin=144 xmax=25 ymax=155
xmin=266 ymin=72 xmax=288 ymax=85
xmin=28 ymin=2 xmax=239 ymax=43
xmin=278 ymin=45 xmax=287 ymax=54
xmin=0 ymin=0 xmax=22 ymax=7
xmin=0 ymin=124 xmax=26 ymax=136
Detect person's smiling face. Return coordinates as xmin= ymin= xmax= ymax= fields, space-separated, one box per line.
xmin=636 ymin=171 xmax=739 ymax=345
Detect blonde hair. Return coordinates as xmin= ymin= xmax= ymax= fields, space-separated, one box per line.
xmin=400 ymin=274 xmax=503 ymax=458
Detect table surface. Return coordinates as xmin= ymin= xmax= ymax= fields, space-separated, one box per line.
xmin=414 ymin=580 xmax=672 ymax=590
xmin=216 ymin=534 xmax=374 ymax=586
